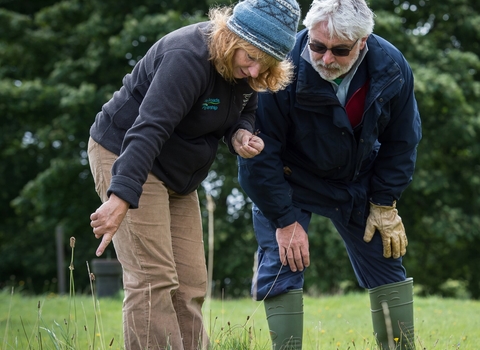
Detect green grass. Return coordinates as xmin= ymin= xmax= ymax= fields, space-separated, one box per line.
xmin=1 ymin=288 xmax=479 ymax=349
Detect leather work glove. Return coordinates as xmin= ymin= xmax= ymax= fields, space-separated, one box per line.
xmin=363 ymin=201 xmax=407 ymax=259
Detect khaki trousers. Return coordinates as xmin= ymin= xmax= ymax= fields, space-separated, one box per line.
xmin=88 ymin=138 xmax=208 ymax=350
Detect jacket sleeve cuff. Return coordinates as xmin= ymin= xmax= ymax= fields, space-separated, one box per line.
xmin=369 ymin=194 xmax=396 ymax=207
xmin=271 ymin=209 xmax=299 ymax=229
xmin=107 ymin=175 xmax=143 ymax=209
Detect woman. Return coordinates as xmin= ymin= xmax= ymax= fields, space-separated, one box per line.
xmin=87 ymin=0 xmax=300 ymax=349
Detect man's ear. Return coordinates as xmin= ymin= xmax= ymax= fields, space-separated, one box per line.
xmin=360 ymin=35 xmax=369 ymax=50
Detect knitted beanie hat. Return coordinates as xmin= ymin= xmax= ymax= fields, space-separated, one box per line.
xmin=227 ymin=0 xmax=301 ymax=61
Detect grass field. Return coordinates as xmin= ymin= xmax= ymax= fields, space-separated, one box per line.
xmin=1 ymin=288 xmax=479 ymax=349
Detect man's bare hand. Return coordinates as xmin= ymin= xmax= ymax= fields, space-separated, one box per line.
xmin=276 ymin=222 xmax=310 ymax=272
xmin=90 ymin=194 xmax=129 ymax=257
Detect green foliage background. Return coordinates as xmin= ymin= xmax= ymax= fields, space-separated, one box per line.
xmin=1 ymin=0 xmax=479 ymax=299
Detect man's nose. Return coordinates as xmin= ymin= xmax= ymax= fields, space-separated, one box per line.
xmin=322 ymin=50 xmax=336 ymax=65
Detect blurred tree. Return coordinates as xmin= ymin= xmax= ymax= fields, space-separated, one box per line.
xmin=1 ymin=0 xmax=479 ymax=299
xmin=0 ymin=0 xmax=205 ymax=293
xmin=370 ymin=0 xmax=480 ymax=298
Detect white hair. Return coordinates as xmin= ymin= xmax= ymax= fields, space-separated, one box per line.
xmin=303 ymin=0 xmax=375 ymax=40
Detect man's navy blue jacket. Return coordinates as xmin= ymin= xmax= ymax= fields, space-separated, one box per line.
xmin=238 ymin=29 xmax=422 ymax=228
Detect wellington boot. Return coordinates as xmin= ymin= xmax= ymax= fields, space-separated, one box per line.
xmin=369 ymin=278 xmax=415 ymax=350
xmin=264 ymin=289 xmax=303 ymax=350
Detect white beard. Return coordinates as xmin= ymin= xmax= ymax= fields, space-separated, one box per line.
xmin=309 ymin=48 xmax=361 ymax=81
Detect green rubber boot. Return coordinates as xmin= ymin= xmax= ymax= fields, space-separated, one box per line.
xmin=369 ymin=278 xmax=415 ymax=350
xmin=264 ymin=289 xmax=304 ymax=350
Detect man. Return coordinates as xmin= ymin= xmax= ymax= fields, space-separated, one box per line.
xmin=238 ymin=0 xmax=421 ymax=349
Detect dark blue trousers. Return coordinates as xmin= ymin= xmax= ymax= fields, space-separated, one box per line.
xmin=251 ymin=205 xmax=407 ymax=301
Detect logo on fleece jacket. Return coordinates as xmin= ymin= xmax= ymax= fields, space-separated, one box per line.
xmin=202 ymin=98 xmax=220 ymax=110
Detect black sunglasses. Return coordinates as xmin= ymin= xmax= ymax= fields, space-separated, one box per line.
xmin=308 ymin=38 xmax=359 ymax=57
